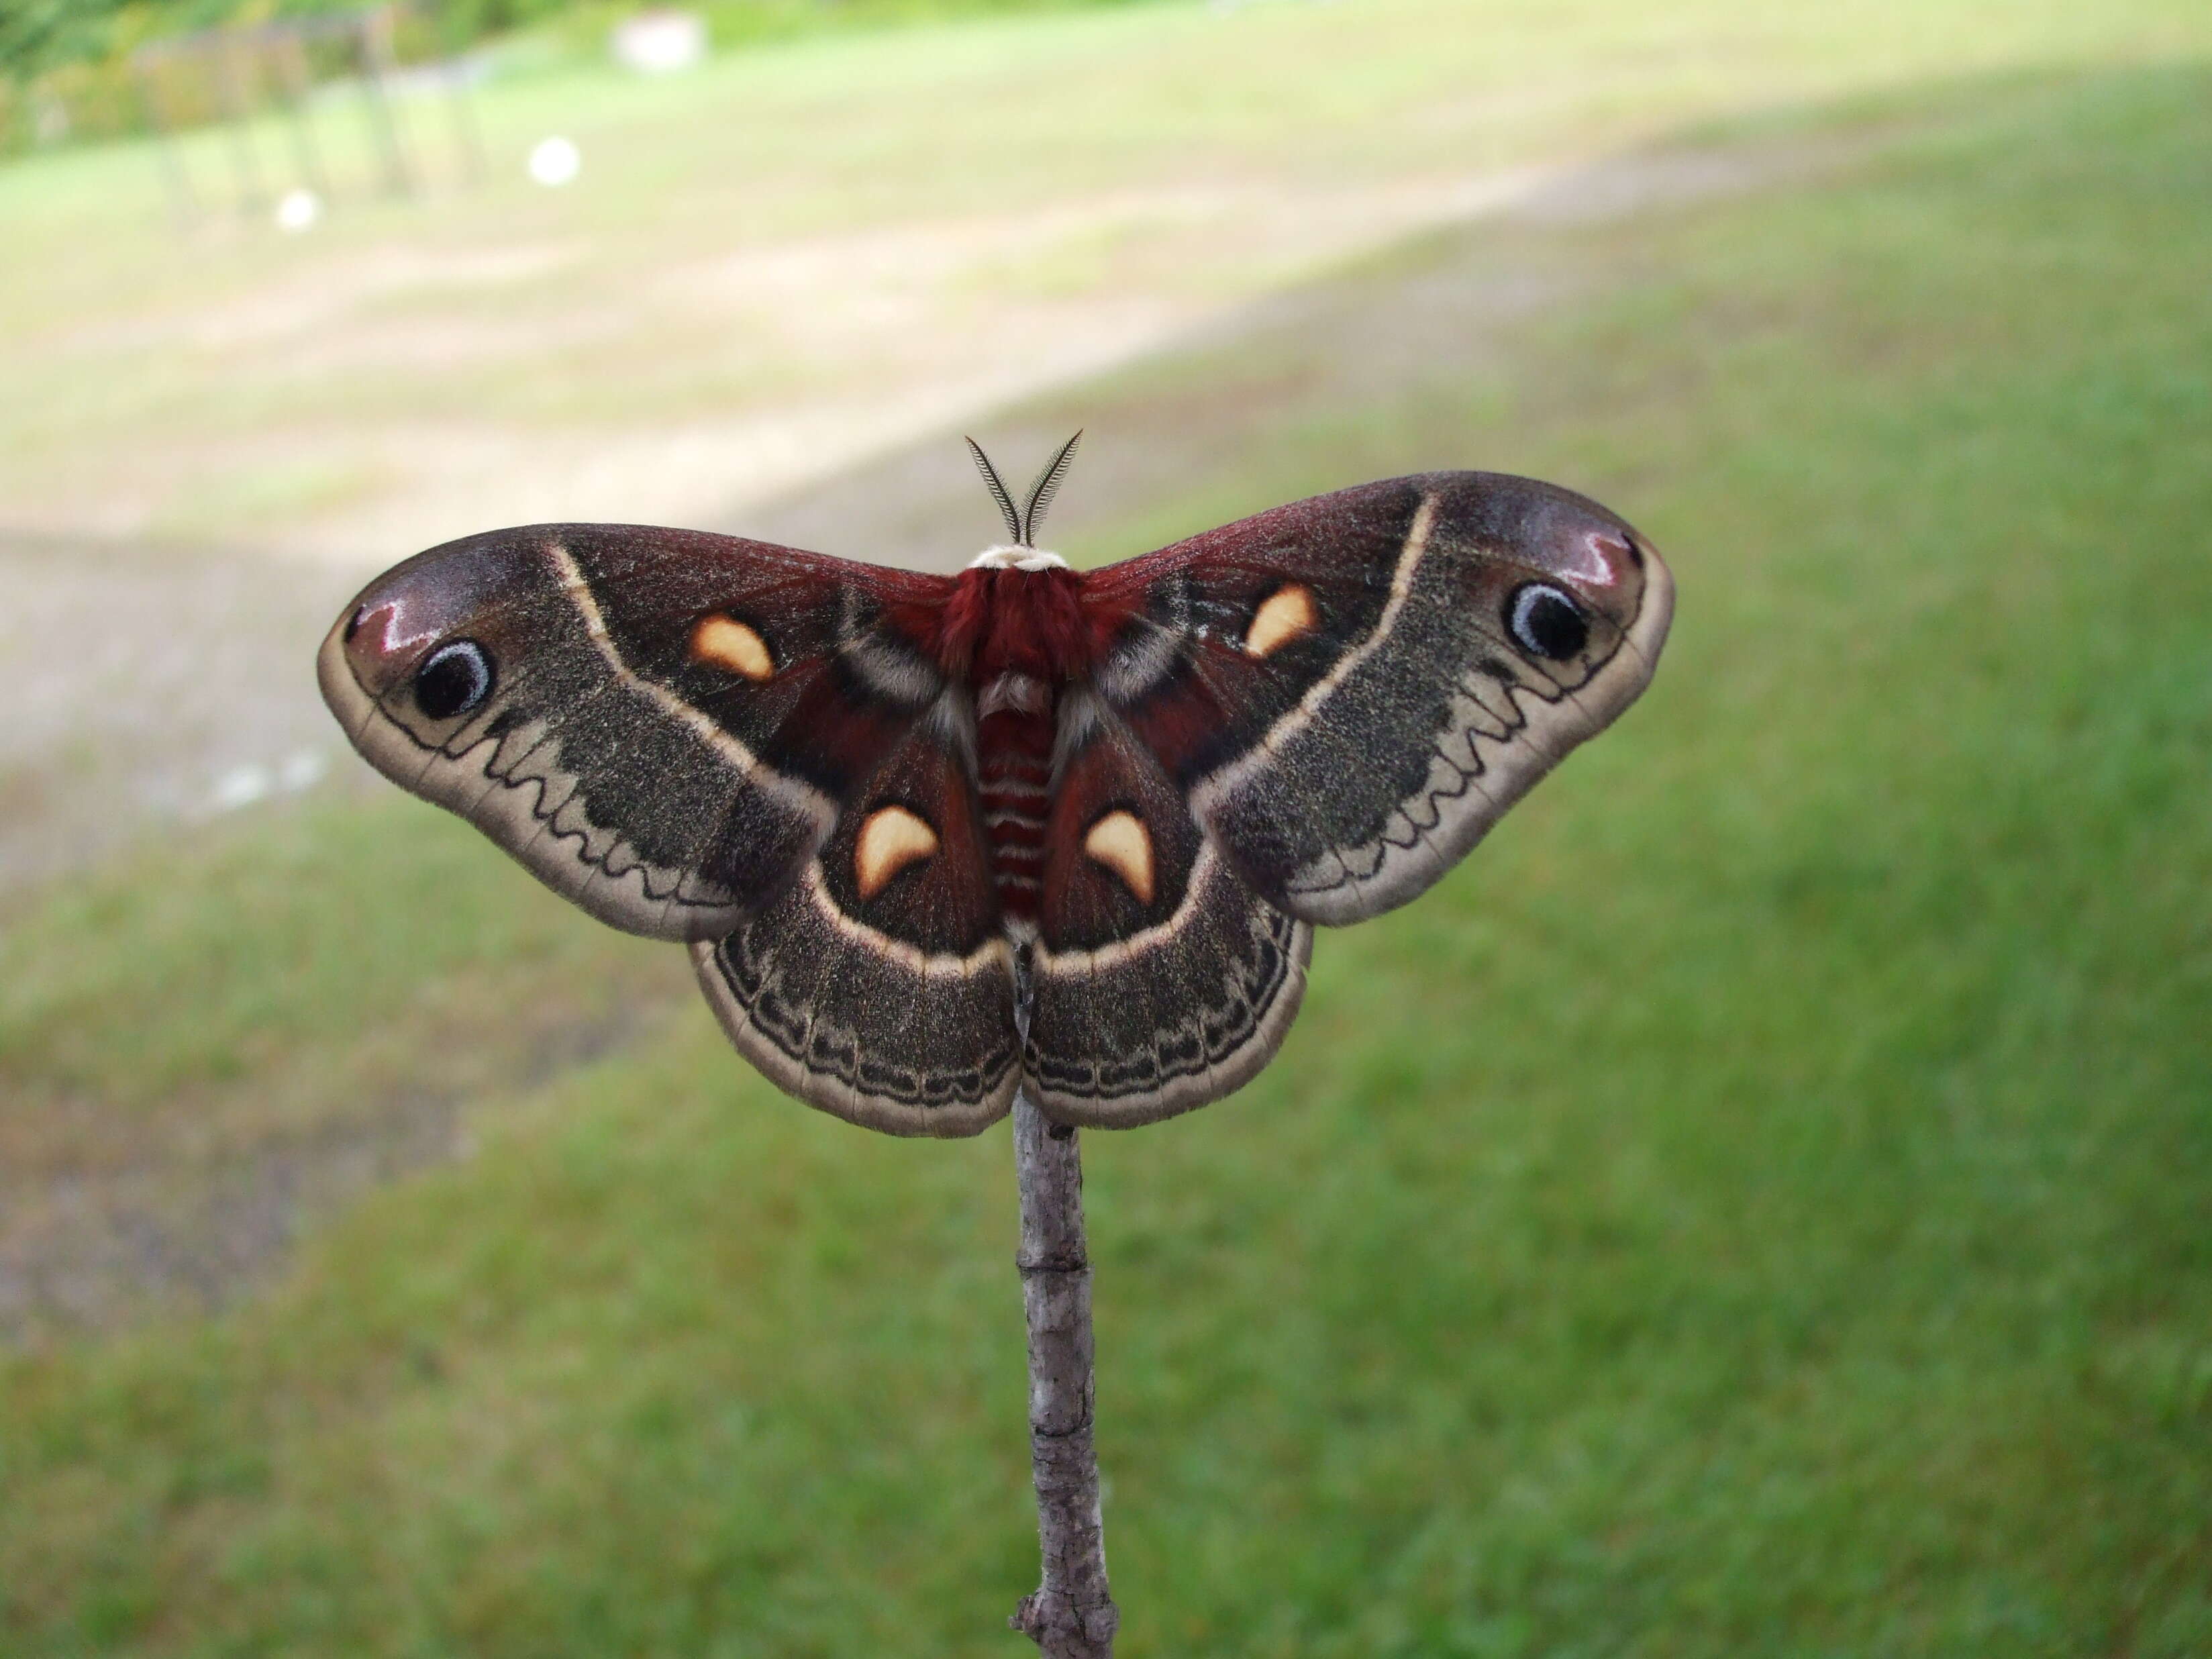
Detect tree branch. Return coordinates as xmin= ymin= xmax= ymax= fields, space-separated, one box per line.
xmin=1009 ymin=1090 xmax=1119 ymax=1657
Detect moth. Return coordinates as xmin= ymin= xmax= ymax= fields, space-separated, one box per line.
xmin=319 ymin=438 xmax=1672 ymax=1136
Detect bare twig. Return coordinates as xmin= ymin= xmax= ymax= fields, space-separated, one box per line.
xmin=1009 ymin=1091 xmax=1119 ymax=1657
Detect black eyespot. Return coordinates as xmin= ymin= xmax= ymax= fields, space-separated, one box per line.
xmin=1505 ymin=583 xmax=1588 ymax=660
xmin=414 ymin=640 xmax=495 ymax=719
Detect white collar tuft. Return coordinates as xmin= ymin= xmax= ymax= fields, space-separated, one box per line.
xmin=966 ymin=544 xmax=1069 ymax=572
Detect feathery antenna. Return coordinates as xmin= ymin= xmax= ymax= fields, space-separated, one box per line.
xmin=966 ymin=438 xmax=1024 ymax=546
xmin=1019 ymin=430 xmax=1083 ymax=546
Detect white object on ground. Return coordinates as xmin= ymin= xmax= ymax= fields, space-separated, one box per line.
xmin=274 ymin=189 xmax=322 ymax=232
xmin=612 ymin=10 xmax=706 ymax=74
xmin=207 ymin=751 xmax=324 ymax=815
xmin=210 ymin=764 xmax=272 ymax=813
xmin=277 ymin=750 xmax=327 ymax=793
xmin=528 ymin=136 xmax=582 ymax=187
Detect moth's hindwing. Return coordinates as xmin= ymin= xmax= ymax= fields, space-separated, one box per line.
xmin=1084 ymin=472 xmax=1674 ymax=926
xmin=692 ymin=716 xmax=1019 ymax=1136
xmin=1025 ymin=704 xmax=1312 ymax=1127
xmin=319 ymin=524 xmax=954 ymax=943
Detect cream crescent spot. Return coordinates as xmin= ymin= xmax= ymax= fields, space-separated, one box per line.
xmin=1244 ymin=583 xmax=1317 ymax=658
xmin=856 ymin=805 xmax=939 ymax=899
xmin=1083 ymin=809 xmax=1155 ymax=905
xmin=690 ymin=614 xmax=775 ymax=681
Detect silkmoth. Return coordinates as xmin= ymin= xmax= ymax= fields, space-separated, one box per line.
xmin=319 ymin=438 xmax=1672 ymax=1136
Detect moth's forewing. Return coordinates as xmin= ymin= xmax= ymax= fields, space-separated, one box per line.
xmin=1083 ymin=472 xmax=1673 ymax=930
xmin=321 ymin=526 xmax=830 ymax=941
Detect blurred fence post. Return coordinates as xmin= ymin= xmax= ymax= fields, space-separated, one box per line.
xmin=270 ymin=28 xmax=332 ymax=202
xmin=1010 ymin=1091 xmax=1119 ymax=1658
xmin=357 ymin=5 xmax=414 ymax=195
xmin=213 ymin=30 xmax=268 ymax=212
xmin=132 ymin=54 xmax=200 ymax=225
xmin=442 ymin=52 xmax=487 ymax=184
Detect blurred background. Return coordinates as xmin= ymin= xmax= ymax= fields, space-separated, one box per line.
xmin=3 ymin=0 xmax=2209 ymax=1652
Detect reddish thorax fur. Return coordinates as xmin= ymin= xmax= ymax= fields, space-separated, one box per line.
xmin=934 ymin=566 xmax=1093 ymax=684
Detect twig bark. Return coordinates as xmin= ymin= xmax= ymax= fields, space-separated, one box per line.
xmin=1009 ymin=1090 xmax=1119 ymax=1657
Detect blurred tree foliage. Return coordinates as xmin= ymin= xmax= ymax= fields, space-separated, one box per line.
xmin=0 ymin=0 xmax=1140 ymax=150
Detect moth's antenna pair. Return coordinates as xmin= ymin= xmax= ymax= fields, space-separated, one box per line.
xmin=968 ymin=431 xmax=1083 ymax=548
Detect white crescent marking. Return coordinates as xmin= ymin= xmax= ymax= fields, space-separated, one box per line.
xmin=1083 ymin=809 xmax=1156 ymax=905
xmin=854 ymin=805 xmax=940 ymax=899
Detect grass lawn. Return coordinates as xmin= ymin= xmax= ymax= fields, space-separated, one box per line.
xmin=1 ymin=0 xmax=2207 ymax=558
xmin=5 ymin=38 xmax=2212 ymax=1659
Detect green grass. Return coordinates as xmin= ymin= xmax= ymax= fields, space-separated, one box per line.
xmin=5 ymin=48 xmax=2212 ymax=1659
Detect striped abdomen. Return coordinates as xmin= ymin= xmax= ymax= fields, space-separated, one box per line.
xmin=976 ymin=675 xmax=1054 ymax=924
